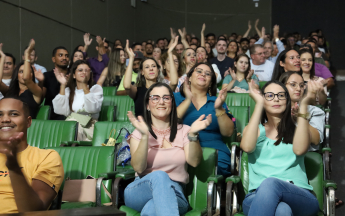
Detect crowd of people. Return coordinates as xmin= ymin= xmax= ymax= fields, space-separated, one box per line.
xmin=0 ymin=19 xmax=339 ymax=215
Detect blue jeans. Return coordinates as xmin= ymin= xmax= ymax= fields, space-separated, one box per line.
xmin=124 ymin=170 xmax=189 ymax=216
xmin=243 ymin=177 xmax=319 ymax=216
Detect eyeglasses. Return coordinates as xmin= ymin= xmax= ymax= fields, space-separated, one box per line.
xmin=286 ymin=82 xmax=306 ymax=89
xmin=195 ymin=68 xmax=212 ymax=77
xmin=76 ymin=68 xmax=91 ymax=73
xmin=149 ymin=95 xmax=172 ymax=104
xmin=263 ymin=92 xmax=287 ymax=101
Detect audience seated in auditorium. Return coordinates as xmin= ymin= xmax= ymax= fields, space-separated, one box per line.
xmin=100 ymin=48 xmax=126 ymax=88
xmin=53 ymin=60 xmax=104 ymax=141
xmin=209 ymin=39 xmax=234 ymax=79
xmin=0 ymin=49 xmax=16 ymax=100
xmin=175 ymin=62 xmax=235 ymax=176
xmin=0 ymin=98 xmax=64 ymax=214
xmin=240 ymin=80 xmax=320 ymax=216
xmin=124 ymin=82 xmax=210 ymax=215
xmin=250 ymin=44 xmax=274 ymax=81
xmin=222 ymin=54 xmax=259 ymax=92
xmin=83 ymin=34 xmax=109 ymax=82
xmin=195 ymin=46 xmax=221 ymax=84
xmin=144 ymin=43 xmax=153 ymax=58
xmin=0 ymin=40 xmax=42 ymax=118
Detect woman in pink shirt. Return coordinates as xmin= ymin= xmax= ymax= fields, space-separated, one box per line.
xmin=124 ymin=82 xmax=212 ymax=216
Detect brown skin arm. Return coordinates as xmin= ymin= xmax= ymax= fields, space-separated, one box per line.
xmin=326 ymin=77 xmax=335 ymax=89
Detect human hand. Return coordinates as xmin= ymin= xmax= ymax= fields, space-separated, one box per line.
xmin=230 ymin=68 xmax=237 ymax=80
xmin=125 ymin=40 xmax=135 ymax=59
xmin=183 ymin=77 xmax=193 ymax=100
xmin=83 ymin=33 xmax=93 ymax=46
xmin=168 ymin=36 xmax=179 ymax=53
xmin=273 ymin=25 xmax=279 ymax=35
xmin=201 ymin=23 xmax=206 ymax=33
xmin=0 ymin=132 xmax=24 ymax=170
xmin=0 ymin=43 xmax=5 ymax=58
xmin=301 ymin=80 xmax=318 ymax=105
xmin=190 ymin=114 xmax=212 ymax=135
xmin=261 ymin=27 xmax=265 ymax=38
xmin=178 ymin=27 xmax=187 ymax=40
xmin=96 ymin=36 xmax=104 ymax=47
xmin=224 ymin=68 xmax=230 ymax=78
xmin=246 ymin=69 xmax=254 ymax=82
xmin=34 ymin=69 xmax=44 ymax=82
xmin=214 ymin=88 xmax=227 ymax=109
xmin=255 ymin=19 xmax=259 ymax=28
xmin=24 ymin=39 xmax=35 ymax=58
xmin=291 ymin=102 xmax=299 ymax=122
xmin=54 ymin=67 xmax=67 ymax=85
xmin=249 ymin=79 xmax=264 ymax=104
xmin=127 ymin=111 xmax=149 ymax=135
xmin=248 ymin=20 xmax=252 ymax=29
xmin=170 ymin=28 xmax=177 ymax=39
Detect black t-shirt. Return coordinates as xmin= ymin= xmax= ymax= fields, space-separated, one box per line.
xmin=19 ymin=90 xmax=39 ymax=119
xmin=43 ymin=70 xmax=66 ymax=120
xmin=134 ymin=86 xmax=148 ymax=118
xmin=210 ymin=56 xmax=234 ymax=79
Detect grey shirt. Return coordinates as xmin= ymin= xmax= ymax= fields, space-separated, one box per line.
xmin=307 ymin=105 xmax=325 ymax=151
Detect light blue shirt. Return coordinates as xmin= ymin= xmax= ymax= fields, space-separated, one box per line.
xmin=255 ymin=38 xmax=285 ymax=64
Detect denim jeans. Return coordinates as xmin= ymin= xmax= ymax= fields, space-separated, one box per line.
xmin=124 ymin=170 xmax=189 ymax=216
xmin=243 ymin=177 xmax=319 ymax=216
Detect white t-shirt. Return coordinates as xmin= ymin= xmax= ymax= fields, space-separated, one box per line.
xmin=0 ymin=79 xmax=12 ymax=100
xmin=250 ymin=60 xmax=274 ymax=81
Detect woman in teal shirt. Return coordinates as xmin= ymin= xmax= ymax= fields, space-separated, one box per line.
xmin=240 ymin=80 xmax=319 ymax=216
xmin=222 ymin=54 xmax=259 ymax=91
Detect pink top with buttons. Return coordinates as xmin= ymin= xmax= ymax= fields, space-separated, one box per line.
xmin=128 ymin=124 xmax=191 ymax=184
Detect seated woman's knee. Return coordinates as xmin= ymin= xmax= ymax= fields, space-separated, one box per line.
xmin=275 ymin=202 xmax=293 ymax=216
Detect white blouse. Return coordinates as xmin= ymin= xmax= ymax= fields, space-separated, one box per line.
xmin=52 ymin=84 xmax=103 ymax=120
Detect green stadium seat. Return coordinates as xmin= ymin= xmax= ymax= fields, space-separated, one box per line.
xmin=225 ymin=93 xmax=256 ymax=117
xmin=36 ymin=105 xmax=51 ymax=120
xmin=103 ymin=87 xmax=117 ymax=96
xmin=27 ymin=120 xmax=78 ymax=148
xmin=99 ymin=106 xmax=115 ymax=121
xmin=259 ymin=81 xmax=267 ymax=89
xmin=102 ymin=96 xmax=135 ymax=121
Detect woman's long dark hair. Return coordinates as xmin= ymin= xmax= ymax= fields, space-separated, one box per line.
xmin=227 ymin=41 xmax=239 ymax=58
xmin=299 ymin=49 xmax=315 ymax=79
xmin=261 ymin=80 xmax=296 ymax=145
xmin=7 ymin=62 xmax=36 ymax=97
xmin=271 ymin=49 xmax=291 ymax=81
xmin=136 ymin=58 xmax=163 ymax=88
xmin=232 ymin=54 xmax=251 ymax=80
xmin=68 ymin=50 xmax=85 ymax=71
xmin=143 ymin=82 xmax=180 ymax=142
xmin=180 ymin=62 xmax=217 ymax=97
xmin=67 ymin=60 xmax=93 ymax=111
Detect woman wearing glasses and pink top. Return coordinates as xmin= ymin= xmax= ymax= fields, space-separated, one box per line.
xmin=241 ymin=80 xmax=319 ymax=216
xmin=124 ymin=82 xmax=212 ymax=215
xmin=174 ymin=62 xmax=235 ymax=176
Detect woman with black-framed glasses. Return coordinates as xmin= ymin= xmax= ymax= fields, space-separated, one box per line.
xmin=240 ymin=80 xmax=319 ymax=215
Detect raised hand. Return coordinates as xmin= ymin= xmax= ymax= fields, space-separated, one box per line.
xmin=170 ymin=28 xmax=177 ymax=39
xmin=0 ymin=43 xmax=5 ymax=57
xmin=0 ymin=132 xmax=24 ymax=169
xmin=246 ymin=69 xmax=254 ymax=82
xmin=261 ymin=27 xmax=266 ymax=38
xmin=214 ymin=88 xmax=227 ymax=109
xmin=83 ymin=33 xmax=93 ymax=46
xmin=255 ymin=19 xmax=259 ymax=28
xmin=248 ymin=20 xmax=252 ymax=29
xmin=201 ymin=23 xmax=206 ymax=33
xmin=249 ymin=79 xmax=264 ymax=104
xmin=24 ymin=39 xmax=35 ymax=57
xmin=178 ymin=27 xmax=187 ymax=40
xmin=190 ymin=114 xmax=212 ymax=135
xmin=301 ymin=80 xmax=318 ymax=105
xmin=127 ymin=111 xmax=149 ymax=135
xmin=54 ymin=67 xmax=67 ymax=85
xmin=125 ymin=39 xmax=135 ymax=59
xmin=291 ymin=102 xmax=299 ymax=122
xmin=96 ymin=36 xmax=104 ymax=47
xmin=273 ymin=25 xmax=279 ymax=34
xmin=183 ymin=77 xmax=193 ymax=100
xmin=230 ymin=68 xmax=237 ymax=80
xmin=34 ymin=69 xmax=44 ymax=82
xmin=168 ymin=36 xmax=179 ymax=53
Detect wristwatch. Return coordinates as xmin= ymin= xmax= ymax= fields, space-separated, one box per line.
xmin=188 ymin=133 xmax=199 ymax=142
xmin=275 ymin=38 xmax=279 ymax=42
xmin=297 ymin=112 xmax=311 ymax=121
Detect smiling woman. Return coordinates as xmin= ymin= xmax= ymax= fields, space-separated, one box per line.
xmin=271 ymin=49 xmax=301 ymax=81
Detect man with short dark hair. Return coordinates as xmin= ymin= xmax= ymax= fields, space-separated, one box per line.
xmin=206 ymin=33 xmax=217 ymax=56
xmin=132 ymin=43 xmax=144 ymax=53
xmin=145 ymin=43 xmax=153 ymax=58
xmin=249 ymin=37 xmax=257 ymax=47
xmin=0 ymin=51 xmax=15 ymax=98
xmin=0 ymin=98 xmax=64 ymax=213
xmin=190 ymin=37 xmax=200 ymax=46
xmin=286 ymin=34 xmax=299 ymax=51
xmin=175 ymin=43 xmax=184 ymax=55
xmin=42 ymin=46 xmax=69 ymax=120
xmin=250 ymin=44 xmax=274 ymax=81
xmin=210 ymin=39 xmax=234 ymax=78
xmin=156 ymin=38 xmax=165 ymax=50
xmin=116 ymin=51 xmax=144 ymax=95
xmin=240 ymin=38 xmax=250 ymax=57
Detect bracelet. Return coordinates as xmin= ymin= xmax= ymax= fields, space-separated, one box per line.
xmin=216 ymin=109 xmax=226 ymax=117
xmin=25 ymin=59 xmax=30 ymax=63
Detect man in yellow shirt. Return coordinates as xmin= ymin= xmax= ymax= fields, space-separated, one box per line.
xmin=0 ymin=98 xmax=64 ymax=213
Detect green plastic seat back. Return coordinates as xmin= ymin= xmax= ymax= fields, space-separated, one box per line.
xmin=36 ymin=105 xmax=51 ymax=120
xmin=240 ymin=152 xmax=324 ymax=210
xmin=99 ymin=106 xmax=115 ymax=121
xmin=228 ymin=106 xmax=250 ymax=134
xmin=225 ymin=93 xmax=255 ymax=117
xmin=92 ymin=121 xmax=135 ymax=146
xmin=103 ymin=87 xmax=117 ymax=96
xmin=28 ymin=120 xmax=77 ymax=148
xmin=217 ymin=80 xmax=223 ymax=91
xmin=49 ymin=146 xmax=115 ymax=204
xmin=102 ymin=96 xmax=134 ymax=121
xmin=185 ymin=147 xmax=217 ymax=212
xmin=259 ymin=81 xmax=267 ymax=89
xmin=305 ymin=152 xmax=324 ymax=209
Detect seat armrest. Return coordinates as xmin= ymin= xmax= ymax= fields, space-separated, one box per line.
xmin=206 ymin=175 xmax=224 ymax=184
xmin=324 ymin=180 xmax=337 ymax=190
xmin=322 ymin=147 xmax=332 ymax=153
xmin=116 ymin=170 xmax=136 ymax=180
xmin=60 ymin=141 xmax=79 ymax=146
xmin=231 ymin=142 xmax=241 ymax=147
xmin=78 ymin=141 xmax=93 ymax=146
xmin=225 ymin=175 xmax=241 ymax=184
xmin=98 ymin=171 xmax=119 ymax=179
